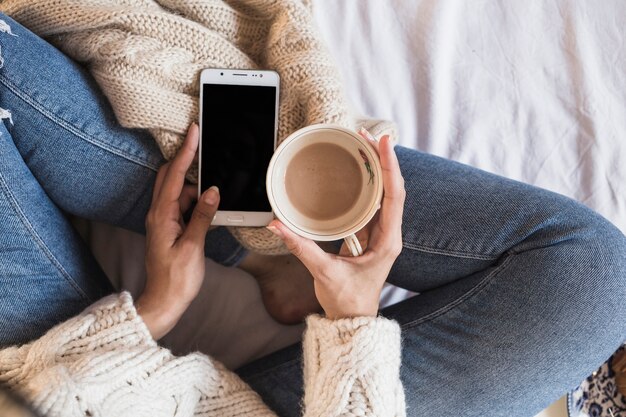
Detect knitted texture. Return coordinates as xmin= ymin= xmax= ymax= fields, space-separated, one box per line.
xmin=0 ymin=293 xmax=405 ymax=417
xmin=303 ymin=315 xmax=406 ymax=417
xmin=0 ymin=0 xmax=396 ymax=254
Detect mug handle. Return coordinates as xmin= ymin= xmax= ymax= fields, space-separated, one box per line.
xmin=343 ymin=233 xmax=364 ymax=257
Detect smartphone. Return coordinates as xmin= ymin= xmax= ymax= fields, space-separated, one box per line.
xmin=198 ymin=68 xmax=280 ymax=226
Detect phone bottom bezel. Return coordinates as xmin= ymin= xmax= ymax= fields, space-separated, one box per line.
xmin=211 ymin=210 xmax=274 ymax=227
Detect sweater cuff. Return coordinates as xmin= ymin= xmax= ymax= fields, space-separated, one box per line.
xmin=302 ymin=315 xmax=404 ymax=416
xmin=41 ymin=291 xmax=156 ymax=357
xmin=303 ymin=314 xmax=402 ymax=376
xmin=0 ymin=292 xmax=155 ymax=388
xmin=305 ymin=314 xmax=401 ymax=346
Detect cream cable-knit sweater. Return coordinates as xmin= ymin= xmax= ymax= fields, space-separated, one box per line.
xmin=0 ymin=0 xmax=396 ymax=255
xmin=0 ymin=293 xmax=405 ymax=417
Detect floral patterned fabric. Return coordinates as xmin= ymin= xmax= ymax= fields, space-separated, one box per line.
xmin=569 ymin=345 xmax=626 ymax=417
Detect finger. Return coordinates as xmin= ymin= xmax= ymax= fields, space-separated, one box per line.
xmin=179 ymin=184 xmax=198 ymax=214
xmin=183 ymin=186 xmax=219 ymax=245
xmin=372 ymin=135 xmax=405 ymax=247
xmin=338 ymin=220 xmax=373 ymax=257
xmin=267 ymin=220 xmax=331 ymax=276
xmin=159 ymin=123 xmax=199 ymax=204
xmin=151 ymin=163 xmax=171 ymax=204
xmin=358 ymin=127 xmax=380 ymax=155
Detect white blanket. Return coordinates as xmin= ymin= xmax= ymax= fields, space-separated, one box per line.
xmin=85 ymin=0 xmax=626 ymax=370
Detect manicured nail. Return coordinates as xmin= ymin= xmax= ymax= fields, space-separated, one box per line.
xmin=266 ymin=225 xmax=283 ymax=238
xmin=382 ymin=134 xmax=397 ymax=148
xmin=204 ymin=186 xmax=219 ymax=204
xmin=187 ymin=123 xmax=197 ymax=136
xmin=359 ymin=127 xmax=378 ymax=143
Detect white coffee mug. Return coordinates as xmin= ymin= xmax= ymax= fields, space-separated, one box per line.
xmin=266 ymin=124 xmax=384 ymax=256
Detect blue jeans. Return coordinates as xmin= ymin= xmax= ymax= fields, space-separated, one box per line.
xmin=1 ymin=13 xmax=625 ymax=417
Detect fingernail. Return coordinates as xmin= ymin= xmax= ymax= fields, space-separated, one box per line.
xmin=187 ymin=123 xmax=197 ymax=136
xmin=204 ymin=186 xmax=219 ymax=204
xmin=359 ymin=127 xmax=378 ymax=143
xmin=382 ymin=134 xmax=397 ymax=148
xmin=266 ymin=225 xmax=283 ymax=238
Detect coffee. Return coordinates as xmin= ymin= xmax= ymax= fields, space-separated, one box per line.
xmin=285 ymin=142 xmax=363 ymax=221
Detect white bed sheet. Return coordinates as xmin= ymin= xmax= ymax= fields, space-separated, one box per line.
xmin=313 ymin=0 xmax=626 ymax=232
xmin=86 ymin=0 xmax=626 ymax=371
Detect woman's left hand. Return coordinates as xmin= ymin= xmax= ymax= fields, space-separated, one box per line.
xmin=266 ymin=133 xmax=405 ymax=320
xmin=137 ymin=123 xmax=220 ymax=340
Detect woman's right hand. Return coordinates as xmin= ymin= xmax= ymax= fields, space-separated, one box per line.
xmin=138 ymin=123 xmax=220 ymax=340
xmin=266 ymin=134 xmax=405 ymax=320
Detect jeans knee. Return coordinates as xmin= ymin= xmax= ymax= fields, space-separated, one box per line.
xmin=587 ymin=215 xmax=626 ymax=286
xmin=527 ymin=203 xmax=626 ymax=357
xmin=557 ymin=203 xmax=626 ymax=299
xmin=525 ymin=192 xmax=626 ymax=293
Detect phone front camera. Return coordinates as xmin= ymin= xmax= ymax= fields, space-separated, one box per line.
xmin=260 ymin=73 xmax=263 ymax=78
xmin=220 ymin=72 xmax=224 ymax=76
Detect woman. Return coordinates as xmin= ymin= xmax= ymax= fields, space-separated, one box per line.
xmin=1 ymin=12 xmax=625 ymax=417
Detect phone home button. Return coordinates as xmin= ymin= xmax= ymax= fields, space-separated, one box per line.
xmin=227 ymin=215 xmax=244 ymax=223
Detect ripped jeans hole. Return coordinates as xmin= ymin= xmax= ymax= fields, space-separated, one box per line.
xmin=0 ymin=18 xmax=18 ymax=132
xmin=0 ymin=108 xmax=14 ymax=127
xmin=0 ymin=19 xmax=18 ymax=37
xmin=0 ymin=17 xmax=19 ymax=69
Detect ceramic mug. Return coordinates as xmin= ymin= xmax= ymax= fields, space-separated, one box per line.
xmin=266 ymin=124 xmax=384 ymax=256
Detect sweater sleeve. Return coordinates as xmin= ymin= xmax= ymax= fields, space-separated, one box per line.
xmin=0 ymin=292 xmax=277 ymax=417
xmin=0 ymin=292 xmax=155 ymax=388
xmin=302 ymin=315 xmax=406 ymax=417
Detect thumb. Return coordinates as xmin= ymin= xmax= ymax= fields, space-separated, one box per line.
xmin=184 ymin=186 xmax=220 ymax=245
xmin=267 ymin=220 xmax=330 ymax=275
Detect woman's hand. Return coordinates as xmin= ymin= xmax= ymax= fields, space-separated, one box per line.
xmin=136 ymin=123 xmax=220 ymax=339
xmin=267 ymin=133 xmax=405 ymax=319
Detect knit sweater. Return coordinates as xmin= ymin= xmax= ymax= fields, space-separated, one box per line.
xmin=0 ymin=293 xmax=405 ymax=417
xmin=0 ymin=0 xmax=396 ymax=255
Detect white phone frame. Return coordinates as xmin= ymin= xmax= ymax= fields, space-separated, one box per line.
xmin=198 ymin=68 xmax=280 ymax=226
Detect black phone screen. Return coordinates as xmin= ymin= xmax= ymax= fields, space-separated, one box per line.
xmin=200 ymin=83 xmax=276 ymax=212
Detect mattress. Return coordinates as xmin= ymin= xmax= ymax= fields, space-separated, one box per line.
xmin=84 ymin=0 xmax=626 ymax=370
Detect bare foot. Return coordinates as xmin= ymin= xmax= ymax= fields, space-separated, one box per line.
xmin=239 ymin=251 xmax=324 ymax=325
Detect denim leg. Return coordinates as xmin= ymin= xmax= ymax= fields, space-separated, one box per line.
xmin=237 ymin=148 xmax=626 ymax=417
xmin=0 ymin=12 xmax=245 ymax=266
xmin=0 ymin=121 xmax=115 ymax=346
xmin=387 ymin=146 xmax=624 ymax=292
